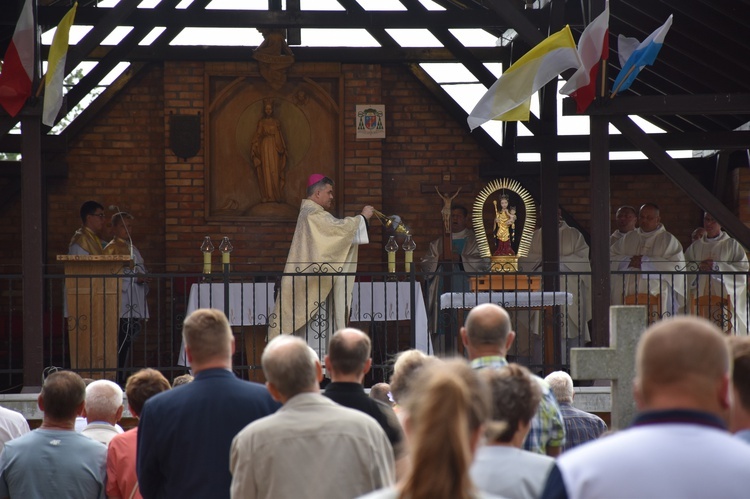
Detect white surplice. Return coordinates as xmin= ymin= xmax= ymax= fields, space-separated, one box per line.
xmin=684 ymin=231 xmax=749 ymax=335
xmin=610 ymin=224 xmax=686 ymax=314
xmin=518 ymin=222 xmax=592 ymax=340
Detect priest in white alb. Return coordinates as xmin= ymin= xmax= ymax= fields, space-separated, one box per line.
xmin=684 ymin=212 xmax=748 ymax=335
xmin=269 ymin=174 xmax=374 ymax=360
xmin=518 ymin=208 xmax=592 ymax=363
xmin=610 ymin=203 xmax=686 ymax=316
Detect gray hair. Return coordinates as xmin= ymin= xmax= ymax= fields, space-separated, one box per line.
xmin=85 ymin=379 xmax=124 ymax=417
xmin=544 ymin=370 xmax=574 ymax=404
xmin=306 ymin=176 xmax=333 ymax=197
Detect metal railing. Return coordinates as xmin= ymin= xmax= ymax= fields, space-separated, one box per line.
xmin=0 ymin=265 xmax=745 ymax=392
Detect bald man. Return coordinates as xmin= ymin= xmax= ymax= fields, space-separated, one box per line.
xmin=610 ymin=203 xmax=686 ymax=316
xmin=461 ymin=303 xmax=565 ymax=457
xmin=610 ymin=205 xmax=637 ymax=246
xmin=230 ymin=335 xmax=394 ymax=499
xmin=541 ymin=317 xmax=750 ymax=498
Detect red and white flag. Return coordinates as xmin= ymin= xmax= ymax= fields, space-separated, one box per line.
xmin=560 ymin=1 xmax=609 ymax=113
xmin=0 ymin=0 xmax=34 ymax=117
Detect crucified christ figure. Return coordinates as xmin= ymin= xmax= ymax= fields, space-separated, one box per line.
xmin=435 ymin=186 xmax=461 ymax=234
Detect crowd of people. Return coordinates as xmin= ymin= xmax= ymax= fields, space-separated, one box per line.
xmin=26 ymin=186 xmax=746 ymax=497
xmin=1 ymin=305 xmax=750 ymax=498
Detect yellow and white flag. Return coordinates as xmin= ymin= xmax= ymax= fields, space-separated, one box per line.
xmin=468 ymin=25 xmax=581 ymax=130
xmin=43 ymin=2 xmax=77 ymax=127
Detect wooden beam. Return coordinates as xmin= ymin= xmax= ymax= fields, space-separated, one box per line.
xmin=589 ymin=114 xmax=610 ymax=347
xmin=64 ymin=0 xmax=142 ymax=75
xmin=481 ymin=156 xmax=714 ymax=177
xmin=20 ymin=110 xmax=44 ymax=392
xmin=713 ymin=151 xmax=730 ymax=200
xmin=483 ymin=0 xmax=544 ymax=46
xmin=516 ymin=131 xmax=750 ymax=152
xmin=563 ymin=94 xmax=750 ymax=116
xmin=610 ymin=115 xmax=750 ymax=250
xmin=0 ymin=134 xmax=67 ymax=154
xmin=38 ymin=6 xmax=540 ymax=29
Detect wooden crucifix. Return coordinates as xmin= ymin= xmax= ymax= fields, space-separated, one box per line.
xmin=420 ymin=173 xmax=473 ymax=263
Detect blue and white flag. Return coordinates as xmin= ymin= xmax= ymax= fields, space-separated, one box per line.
xmin=611 ymin=14 xmax=672 ymax=97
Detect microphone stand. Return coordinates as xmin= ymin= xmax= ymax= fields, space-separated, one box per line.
xmin=110 ymin=205 xmax=134 ymax=265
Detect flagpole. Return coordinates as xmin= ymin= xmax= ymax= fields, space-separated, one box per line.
xmin=609 ymin=65 xmax=637 ymax=98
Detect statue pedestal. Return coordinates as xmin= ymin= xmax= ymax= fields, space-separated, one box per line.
xmin=470 ymin=273 xmax=541 ymax=292
xmin=490 ymin=255 xmax=519 ymax=272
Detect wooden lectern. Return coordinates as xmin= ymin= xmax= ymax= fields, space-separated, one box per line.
xmin=57 ymin=255 xmax=131 ymax=380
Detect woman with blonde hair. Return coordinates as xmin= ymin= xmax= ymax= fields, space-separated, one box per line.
xmin=361 ymin=359 xmax=504 ymax=499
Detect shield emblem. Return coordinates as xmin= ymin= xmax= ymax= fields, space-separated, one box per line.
xmin=169 ymin=113 xmax=201 ymax=160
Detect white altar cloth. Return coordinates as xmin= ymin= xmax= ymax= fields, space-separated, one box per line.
xmin=178 ymin=281 xmax=430 ymax=365
xmin=441 ymin=291 xmax=573 ymax=310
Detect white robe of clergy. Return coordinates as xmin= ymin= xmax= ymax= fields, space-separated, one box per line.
xmin=518 ymin=222 xmax=592 ymax=341
xmin=269 ymin=199 xmax=368 ymax=357
xmin=684 ymin=231 xmax=749 ymax=335
xmin=610 ymin=230 xmax=629 ymax=247
xmin=610 ymin=224 xmax=686 ymax=314
xmin=105 ymin=238 xmax=150 ymax=320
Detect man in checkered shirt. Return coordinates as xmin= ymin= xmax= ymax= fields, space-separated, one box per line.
xmin=461 ymin=302 xmax=566 ymax=456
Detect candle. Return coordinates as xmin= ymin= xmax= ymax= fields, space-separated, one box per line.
xmin=222 ymin=252 xmax=230 ymax=265
xmin=387 ymin=251 xmax=396 ymax=273
xmin=404 ymin=250 xmax=413 ymax=272
xmin=203 ymin=252 xmax=211 ymax=274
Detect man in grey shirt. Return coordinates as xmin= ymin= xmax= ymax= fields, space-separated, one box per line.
xmin=230 ymin=335 xmax=394 ymax=499
xmin=0 ymin=371 xmax=107 ymax=498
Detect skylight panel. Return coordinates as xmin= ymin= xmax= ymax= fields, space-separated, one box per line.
xmin=100 ymin=62 xmax=131 ymax=86
xmin=298 ymin=29 xmax=380 ymax=47
xmin=41 ymin=25 xmax=91 ymax=46
xmin=356 ymin=0 xmax=407 ymax=10
xmin=207 ymin=0 xmax=267 ymax=9
xmin=418 ymin=0 xmax=446 ymax=10
xmin=420 ymin=63 xmax=478 ymax=85
xmin=483 ymin=62 xmax=502 ymax=79
xmin=170 ymin=28 xmax=265 ymax=46
xmin=139 ymin=27 xmax=167 ymax=46
xmin=385 ymin=29 xmax=442 ymax=48
xmin=449 ymin=29 xmax=500 ymax=47
xmin=301 ymin=0 xmax=345 ymax=10
xmin=101 ymin=26 xmax=134 ymax=45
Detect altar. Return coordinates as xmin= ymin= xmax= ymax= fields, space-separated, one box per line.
xmin=441 ymin=290 xmax=574 ymax=370
xmin=178 ymin=281 xmax=430 ymax=366
xmin=440 ymin=291 xmax=573 ymax=309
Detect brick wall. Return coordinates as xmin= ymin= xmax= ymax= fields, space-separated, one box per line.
xmin=48 ymin=66 xmax=166 ymax=269
xmin=0 ymin=60 xmax=745 ymax=275
xmin=559 ymin=174 xmax=707 ymax=249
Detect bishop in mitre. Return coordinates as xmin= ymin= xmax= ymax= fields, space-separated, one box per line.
xmin=684 ymin=212 xmax=748 ymax=334
xmin=269 ymin=174 xmax=374 ymax=360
